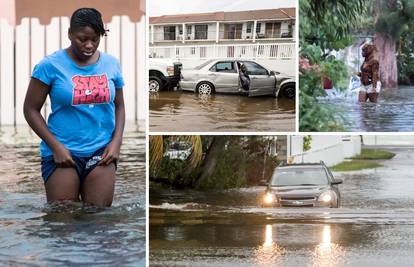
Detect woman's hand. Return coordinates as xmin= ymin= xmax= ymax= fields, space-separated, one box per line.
xmin=99 ymin=140 xmax=121 ymax=166
xmin=52 ymin=143 xmax=76 ymax=167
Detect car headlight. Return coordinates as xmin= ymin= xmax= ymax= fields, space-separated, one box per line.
xmin=263 ymin=192 xmax=276 ymax=205
xmin=318 ymin=191 xmax=335 ymax=203
xmin=167 ymin=66 xmax=174 ymax=76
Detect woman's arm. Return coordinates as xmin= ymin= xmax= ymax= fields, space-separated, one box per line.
xmin=23 ymin=78 xmax=75 ymax=167
xmin=99 ymin=89 xmax=125 ymax=165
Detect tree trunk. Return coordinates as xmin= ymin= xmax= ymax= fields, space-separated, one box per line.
xmin=374 ymin=33 xmax=398 ymax=89
xmin=193 ymin=136 xmax=227 ymax=189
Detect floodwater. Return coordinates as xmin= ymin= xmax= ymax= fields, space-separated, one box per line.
xmin=0 ymin=124 xmax=146 ymax=266
xmin=320 ymin=86 xmax=414 ymax=132
xmin=149 ymin=91 xmax=295 ymax=132
xmin=150 ymin=147 xmax=414 ymax=266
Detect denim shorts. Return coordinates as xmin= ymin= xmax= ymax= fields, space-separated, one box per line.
xmin=41 ymin=146 xmax=116 ymax=184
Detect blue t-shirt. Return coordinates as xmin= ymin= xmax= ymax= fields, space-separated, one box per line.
xmin=32 ymin=49 xmax=124 ymax=157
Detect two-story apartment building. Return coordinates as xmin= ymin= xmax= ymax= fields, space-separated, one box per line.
xmin=149 ymin=8 xmax=295 ymax=46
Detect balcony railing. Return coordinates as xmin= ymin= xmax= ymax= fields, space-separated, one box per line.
xmin=149 ymin=43 xmax=295 ymax=60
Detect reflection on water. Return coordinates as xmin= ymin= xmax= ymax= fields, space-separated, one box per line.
xmin=311 ymin=225 xmax=344 ymax=267
xmin=320 ymin=87 xmax=414 ymax=131
xmin=149 ymin=91 xmax=295 ymax=132
xmin=254 ymin=225 xmax=285 ymax=266
xmin=0 ymin=124 xmax=146 ymax=266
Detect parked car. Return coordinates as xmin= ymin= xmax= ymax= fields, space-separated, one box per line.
xmin=164 ymin=141 xmax=192 ymax=160
xmin=260 ymin=161 xmax=342 ymax=208
xmin=179 ymin=59 xmax=295 ymax=98
xmin=149 ymin=58 xmax=182 ymax=92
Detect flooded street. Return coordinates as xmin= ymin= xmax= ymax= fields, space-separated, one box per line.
xmin=320 ymin=86 xmax=414 ymax=132
xmin=0 ymin=124 xmax=146 ymax=266
xmin=149 ymin=91 xmax=295 ymax=132
xmin=150 ymin=147 xmax=414 ymax=266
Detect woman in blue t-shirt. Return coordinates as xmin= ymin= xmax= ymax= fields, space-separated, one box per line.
xmin=23 ymin=8 xmax=125 ymax=207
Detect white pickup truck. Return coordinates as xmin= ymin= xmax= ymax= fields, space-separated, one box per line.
xmin=148 ymin=58 xmax=182 ymax=92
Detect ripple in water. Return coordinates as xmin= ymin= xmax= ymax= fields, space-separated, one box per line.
xmin=0 ymin=125 xmax=146 ymax=266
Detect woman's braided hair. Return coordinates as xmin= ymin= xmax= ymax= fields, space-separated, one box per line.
xmin=70 ymin=8 xmax=108 ymax=36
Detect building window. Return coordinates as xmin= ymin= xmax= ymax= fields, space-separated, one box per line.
xmin=186 ymin=25 xmax=192 ymax=35
xmin=256 ymin=23 xmax=261 ymax=33
xmin=191 ymin=47 xmax=196 ymax=54
xmin=195 ymin=24 xmax=208 ymax=40
xmin=246 ymin=22 xmax=253 ymax=33
xmin=178 ymin=25 xmax=183 ymax=35
xmin=224 ymin=24 xmax=242 ymax=39
xmin=265 ymin=22 xmax=281 ymax=38
xmin=164 ymin=26 xmax=176 ymax=40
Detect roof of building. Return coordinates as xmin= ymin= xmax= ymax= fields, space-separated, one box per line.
xmin=149 ymin=8 xmax=295 ymax=24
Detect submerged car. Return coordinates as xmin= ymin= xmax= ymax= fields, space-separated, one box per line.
xmin=179 ymin=59 xmax=295 ymax=98
xmin=261 ymin=162 xmax=342 ymax=208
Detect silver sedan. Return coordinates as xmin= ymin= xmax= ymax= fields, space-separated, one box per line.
xmin=179 ymin=59 xmax=295 ymax=98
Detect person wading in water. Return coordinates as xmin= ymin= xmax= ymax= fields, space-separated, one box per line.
xmin=357 ymin=43 xmax=380 ymax=103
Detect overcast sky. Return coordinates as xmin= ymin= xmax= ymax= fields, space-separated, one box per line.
xmin=148 ymin=0 xmax=296 ymax=16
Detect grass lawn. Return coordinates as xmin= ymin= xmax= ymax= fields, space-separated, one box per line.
xmin=351 ymin=149 xmax=395 ymax=160
xmin=331 ymin=160 xmax=382 ymax=172
xmin=332 ymin=148 xmax=395 ymax=171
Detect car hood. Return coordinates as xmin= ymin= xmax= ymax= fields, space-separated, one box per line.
xmin=269 ymin=185 xmax=330 ymax=198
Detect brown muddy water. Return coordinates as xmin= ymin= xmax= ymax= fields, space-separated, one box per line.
xmin=149 ymin=91 xmax=295 ymax=132
xmin=0 ymin=124 xmax=146 ymax=266
xmin=150 ymin=147 xmax=414 ymax=266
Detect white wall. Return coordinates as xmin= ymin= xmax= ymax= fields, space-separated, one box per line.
xmin=289 ymin=135 xmax=362 ymax=167
xmin=363 ymin=136 xmax=414 ymax=146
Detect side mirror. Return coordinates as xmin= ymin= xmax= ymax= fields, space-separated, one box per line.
xmin=269 ymin=70 xmax=275 ymax=76
xmin=332 ymin=179 xmax=343 ymax=185
xmin=259 ymin=180 xmax=269 ymax=186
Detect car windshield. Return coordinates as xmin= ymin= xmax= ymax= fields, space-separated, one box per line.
xmin=270 ymin=167 xmax=329 ymax=186
xmin=194 ymin=59 xmax=215 ymax=70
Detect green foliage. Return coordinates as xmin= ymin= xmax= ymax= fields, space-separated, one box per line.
xmin=303 ymin=136 xmax=312 ymax=151
xmin=199 ymin=144 xmax=248 ymax=190
xmin=157 ymin=157 xmax=187 ymax=185
xmin=397 ymin=30 xmax=414 ymax=85
xmin=374 ymin=0 xmax=414 ymax=39
xmin=300 ymin=0 xmax=367 ymax=52
xmin=299 ymin=66 xmax=346 ymax=132
xmin=154 ymin=136 xmax=281 ymax=190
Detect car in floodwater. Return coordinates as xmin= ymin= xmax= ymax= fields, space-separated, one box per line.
xmin=260 ymin=162 xmax=342 ymax=208
xmin=179 ymin=59 xmax=295 ymax=98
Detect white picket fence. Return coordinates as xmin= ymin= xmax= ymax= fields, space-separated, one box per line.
xmin=0 ymin=15 xmax=147 ymax=126
xmin=149 ymin=43 xmax=294 ymax=60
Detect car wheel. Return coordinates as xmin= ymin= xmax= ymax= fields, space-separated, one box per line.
xmin=281 ymin=84 xmax=295 ymax=99
xmin=149 ymin=76 xmax=162 ymax=92
xmin=197 ymin=82 xmax=214 ymax=95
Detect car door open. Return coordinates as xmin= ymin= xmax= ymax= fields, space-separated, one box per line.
xmin=241 ymin=61 xmax=276 ymax=96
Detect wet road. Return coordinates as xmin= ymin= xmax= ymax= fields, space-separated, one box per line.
xmin=0 ymin=124 xmax=146 ymax=266
xmin=149 ymin=91 xmax=295 ymax=132
xmin=320 ymin=86 xmax=414 ymax=132
xmin=150 ymin=147 xmax=414 ymax=266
